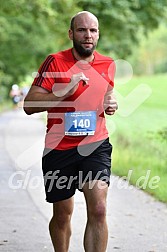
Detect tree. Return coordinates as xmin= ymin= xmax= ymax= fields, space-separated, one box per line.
xmin=76 ymin=0 xmax=167 ymax=57
xmin=0 ymin=0 xmax=167 ymax=100
xmin=0 ymin=0 xmax=80 ymax=98
xmin=128 ymin=24 xmax=167 ymax=75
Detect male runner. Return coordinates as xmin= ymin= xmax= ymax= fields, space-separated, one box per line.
xmin=24 ymin=11 xmax=118 ymax=252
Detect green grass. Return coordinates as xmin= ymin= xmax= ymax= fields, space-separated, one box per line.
xmin=107 ymin=74 xmax=167 ymax=203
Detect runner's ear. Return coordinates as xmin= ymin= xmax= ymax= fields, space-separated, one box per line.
xmin=69 ymin=29 xmax=73 ymax=40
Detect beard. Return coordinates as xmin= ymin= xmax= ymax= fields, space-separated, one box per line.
xmin=73 ymin=38 xmax=96 ymax=57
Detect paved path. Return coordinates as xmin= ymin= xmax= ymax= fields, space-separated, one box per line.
xmin=0 ymin=109 xmax=167 ymax=252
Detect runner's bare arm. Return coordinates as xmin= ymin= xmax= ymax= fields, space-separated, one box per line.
xmin=23 ymin=72 xmax=89 ymax=115
xmin=23 ymin=86 xmax=59 ymax=115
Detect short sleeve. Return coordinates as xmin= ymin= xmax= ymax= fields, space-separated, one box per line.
xmin=108 ymin=60 xmax=115 ymax=89
xmin=32 ymin=55 xmax=56 ymax=92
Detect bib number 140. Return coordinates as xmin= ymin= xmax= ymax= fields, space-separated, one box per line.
xmin=73 ymin=118 xmax=90 ymax=128
xmin=64 ymin=111 xmax=96 ymax=136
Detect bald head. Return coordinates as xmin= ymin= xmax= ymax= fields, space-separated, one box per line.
xmin=70 ymin=11 xmax=99 ymax=31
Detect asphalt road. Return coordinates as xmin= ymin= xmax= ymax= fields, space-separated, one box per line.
xmin=0 ymin=109 xmax=167 ymax=252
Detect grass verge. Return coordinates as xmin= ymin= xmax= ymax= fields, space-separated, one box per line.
xmin=108 ymin=74 xmax=167 ymax=203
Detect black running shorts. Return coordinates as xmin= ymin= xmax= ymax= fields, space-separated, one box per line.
xmin=42 ymin=138 xmax=112 ymax=203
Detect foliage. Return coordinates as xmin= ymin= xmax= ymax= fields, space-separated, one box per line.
xmin=128 ymin=24 xmax=167 ymax=75
xmin=0 ymin=0 xmax=78 ymax=97
xmin=0 ymin=0 xmax=167 ymax=100
xmin=0 ymin=0 xmax=56 ymax=96
xmin=76 ymin=0 xmax=167 ymax=57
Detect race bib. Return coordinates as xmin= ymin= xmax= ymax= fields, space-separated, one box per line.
xmin=65 ymin=111 xmax=96 ymax=136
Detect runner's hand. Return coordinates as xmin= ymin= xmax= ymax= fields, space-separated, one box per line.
xmin=104 ymin=95 xmax=118 ymax=115
xmin=67 ymin=72 xmax=89 ymax=96
xmin=53 ymin=72 xmax=89 ymax=98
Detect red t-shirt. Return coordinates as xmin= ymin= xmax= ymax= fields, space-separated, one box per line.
xmin=32 ymin=48 xmax=115 ymax=150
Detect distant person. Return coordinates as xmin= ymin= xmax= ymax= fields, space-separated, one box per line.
xmin=24 ymin=11 xmax=118 ymax=252
xmin=9 ymin=84 xmax=21 ymax=106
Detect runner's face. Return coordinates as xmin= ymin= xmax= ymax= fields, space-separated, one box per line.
xmin=70 ymin=14 xmax=99 ymax=57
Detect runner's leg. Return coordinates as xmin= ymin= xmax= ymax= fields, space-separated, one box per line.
xmin=49 ymin=197 xmax=74 ymax=252
xmin=83 ymin=180 xmax=108 ymax=252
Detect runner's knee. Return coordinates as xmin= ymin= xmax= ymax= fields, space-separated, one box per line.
xmin=88 ymin=201 xmax=107 ymax=223
xmin=51 ymin=201 xmax=73 ymax=228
